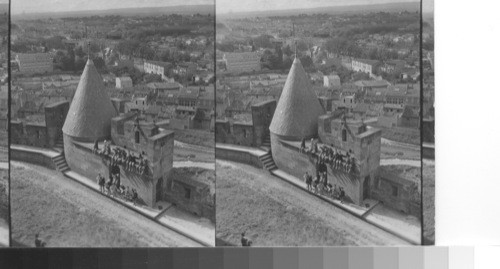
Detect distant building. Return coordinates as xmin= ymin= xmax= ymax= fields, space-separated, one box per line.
xmin=354 ymin=80 xmax=390 ymax=92
xmin=351 ymin=58 xmax=378 ymax=75
xmin=323 ymin=73 xmax=341 ymax=87
xmin=339 ymin=94 xmax=357 ymax=110
xmin=177 ymin=87 xmax=200 ymax=107
xmin=115 ymin=76 xmax=133 ymax=89
xmin=144 ymin=61 xmax=172 ymax=80
xmin=147 ymin=82 xmax=182 ymax=94
xmin=223 ymin=52 xmax=261 ymax=74
xmin=380 ymin=60 xmax=406 ymax=74
xmin=125 ymin=96 xmax=148 ymax=113
xmin=16 ymin=53 xmax=53 ymax=75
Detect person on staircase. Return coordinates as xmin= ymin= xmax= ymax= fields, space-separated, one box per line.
xmin=300 ymin=137 xmax=306 ymax=153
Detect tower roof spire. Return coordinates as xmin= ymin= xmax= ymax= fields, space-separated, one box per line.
xmin=62 ymin=59 xmax=117 ymax=140
xmin=269 ymin=55 xmax=325 ymax=139
xmin=87 ymin=40 xmax=91 ymax=60
xmin=294 ymin=40 xmax=297 ymax=59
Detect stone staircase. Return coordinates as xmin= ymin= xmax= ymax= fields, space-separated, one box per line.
xmin=52 ymin=154 xmax=70 ymax=173
xmin=259 ymin=131 xmax=271 ymax=152
xmin=259 ymin=151 xmax=277 ymax=171
xmin=53 ymin=138 xmax=64 ymax=153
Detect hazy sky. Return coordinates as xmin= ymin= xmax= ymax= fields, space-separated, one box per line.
xmin=423 ymin=0 xmax=434 ymax=13
xmin=217 ymin=0 xmax=420 ymax=14
xmin=12 ymin=0 xmax=213 ymax=15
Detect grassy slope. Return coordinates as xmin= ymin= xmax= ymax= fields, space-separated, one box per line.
xmin=422 ymin=162 xmax=435 ymax=244
xmin=173 ymin=129 xmax=214 ymax=148
xmin=0 ymin=170 xmax=7 ymax=224
xmin=216 ymin=162 xmax=410 ymax=246
xmin=10 ymin=164 xmax=197 ymax=247
xmin=0 ymin=130 xmax=7 ymax=162
xmin=171 ymin=167 xmax=215 ymax=193
xmin=11 ymin=166 xmax=148 ymax=247
xmin=216 ymin=166 xmax=349 ymax=246
xmin=371 ymin=124 xmax=420 ymax=145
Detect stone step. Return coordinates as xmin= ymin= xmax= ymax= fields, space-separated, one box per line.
xmin=54 ymin=160 xmax=66 ymax=166
xmin=262 ymin=158 xmax=274 ymax=164
xmin=58 ymin=162 xmax=69 ymax=168
xmin=259 ymin=155 xmax=272 ymax=161
xmin=58 ymin=166 xmax=69 ymax=172
xmin=266 ymin=165 xmax=277 ymax=171
xmin=53 ymin=157 xmax=65 ymax=162
xmin=59 ymin=167 xmax=70 ymax=172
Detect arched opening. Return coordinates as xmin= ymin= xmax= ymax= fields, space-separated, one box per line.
xmin=135 ymin=130 xmax=140 ymax=143
xmin=342 ymin=129 xmax=347 ymax=142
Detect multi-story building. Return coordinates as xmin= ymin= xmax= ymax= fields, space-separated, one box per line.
xmin=115 ymin=76 xmax=133 ymax=89
xmin=16 ymin=53 xmax=53 ymax=75
xmin=351 ymin=58 xmax=378 ymax=75
xmin=223 ymin=52 xmax=261 ymax=74
xmin=143 ymin=61 xmax=172 ymax=80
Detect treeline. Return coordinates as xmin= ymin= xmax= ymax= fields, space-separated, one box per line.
xmin=126 ymin=26 xmax=193 ymax=39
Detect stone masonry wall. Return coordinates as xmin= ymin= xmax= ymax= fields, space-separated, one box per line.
xmin=64 ymin=135 xmax=158 ymax=206
xmin=251 ymin=100 xmax=276 ymax=146
xmin=271 ymin=134 xmax=364 ymax=204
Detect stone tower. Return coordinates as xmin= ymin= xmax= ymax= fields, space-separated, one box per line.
xmin=269 ymin=57 xmax=324 ymax=141
xmin=62 ymin=59 xmax=117 ymax=142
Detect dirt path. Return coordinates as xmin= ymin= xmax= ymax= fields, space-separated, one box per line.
xmin=11 ymin=162 xmax=202 ymax=247
xmin=216 ymin=160 xmax=410 ymax=246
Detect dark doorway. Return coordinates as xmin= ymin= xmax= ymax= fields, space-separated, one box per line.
xmin=156 ymin=177 xmax=163 ymax=202
xmin=135 ymin=130 xmax=140 ymax=143
xmin=363 ymin=175 xmax=371 ymax=200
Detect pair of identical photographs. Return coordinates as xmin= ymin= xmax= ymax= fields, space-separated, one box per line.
xmin=0 ymin=0 xmax=435 ymax=247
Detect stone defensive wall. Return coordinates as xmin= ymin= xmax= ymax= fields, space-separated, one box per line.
xmin=165 ymin=173 xmax=215 ymax=222
xmin=270 ymin=134 xmax=364 ymax=204
xmin=215 ymin=100 xmax=276 ymax=147
xmin=215 ymin=144 xmax=264 ymax=169
xmin=10 ymin=146 xmax=57 ymax=170
xmin=64 ymin=137 xmax=160 ymax=207
xmin=11 ymin=101 xmax=69 ymax=149
xmin=371 ymin=168 xmax=421 ymax=217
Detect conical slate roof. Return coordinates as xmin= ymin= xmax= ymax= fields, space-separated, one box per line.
xmin=269 ymin=58 xmax=324 ymax=139
xmin=62 ymin=60 xmax=117 ymax=140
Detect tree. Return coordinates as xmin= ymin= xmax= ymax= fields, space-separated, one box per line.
xmin=252 ymin=34 xmax=273 ymax=49
xmin=143 ymin=73 xmax=162 ymax=83
xmin=116 ymin=40 xmax=140 ymax=56
xmin=74 ymin=56 xmax=86 ymax=71
xmin=74 ymin=46 xmax=85 ymax=58
xmin=93 ymin=57 xmax=106 ymax=71
xmin=296 ymin=40 xmax=309 ymax=51
xmin=44 ymin=36 xmax=65 ymax=50
xmin=283 ymin=45 xmax=293 ymax=57
xmin=299 ymin=55 xmax=313 ymax=69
